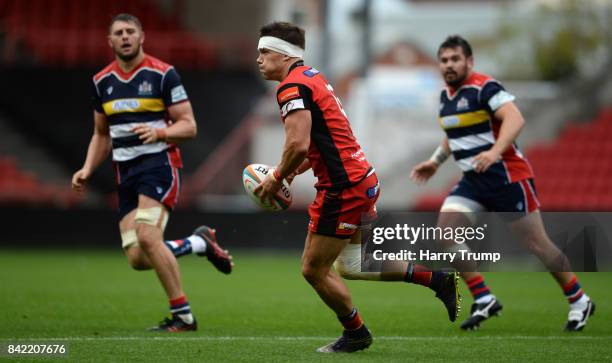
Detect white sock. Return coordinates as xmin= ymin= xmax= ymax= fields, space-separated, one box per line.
xmin=570 ymin=294 xmax=589 ymax=310
xmin=188 ymin=235 xmax=207 ymax=254
xmin=475 ymin=294 xmax=495 ymax=305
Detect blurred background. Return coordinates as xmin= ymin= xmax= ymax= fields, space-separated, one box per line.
xmin=0 ymin=0 xmax=611 ymax=248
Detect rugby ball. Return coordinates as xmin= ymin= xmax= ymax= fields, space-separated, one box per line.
xmin=242 ymin=164 xmax=292 ymax=211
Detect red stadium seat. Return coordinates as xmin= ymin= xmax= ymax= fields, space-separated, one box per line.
xmin=0 ymin=154 xmax=80 ymax=206
xmin=1 ymin=0 xmax=218 ymax=69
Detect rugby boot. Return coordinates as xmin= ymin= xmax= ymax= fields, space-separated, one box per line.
xmin=460 ymin=298 xmax=503 ymax=330
xmin=193 ymin=225 xmax=233 ymax=274
xmin=316 ymin=325 xmax=373 ymax=353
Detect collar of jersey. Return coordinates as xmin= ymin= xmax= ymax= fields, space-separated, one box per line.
xmin=112 ymin=54 xmax=149 ymax=80
xmin=288 ymin=60 xmax=305 ymax=74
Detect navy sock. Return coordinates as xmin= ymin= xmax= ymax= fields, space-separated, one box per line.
xmin=164 ymin=239 xmax=193 ymax=257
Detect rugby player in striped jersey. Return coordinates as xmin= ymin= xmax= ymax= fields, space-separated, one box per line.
xmin=72 ymin=13 xmax=232 ymax=332
xmin=411 ymin=35 xmax=594 ymax=331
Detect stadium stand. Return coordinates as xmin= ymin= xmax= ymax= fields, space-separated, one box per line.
xmin=413 ymin=108 xmax=612 ymax=211
xmin=0 ymin=0 xmax=216 ymax=69
xmin=0 ymin=154 xmax=80 ymax=206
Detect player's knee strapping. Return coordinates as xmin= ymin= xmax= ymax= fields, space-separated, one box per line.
xmin=441 ymin=196 xmax=483 ymax=225
xmin=334 ymin=243 xmax=381 ymax=281
xmin=134 ymin=207 xmax=168 ymax=229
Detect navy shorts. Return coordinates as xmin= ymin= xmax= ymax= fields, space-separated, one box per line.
xmin=116 ymin=164 xmax=181 ymax=220
xmin=447 ymin=175 xmax=540 ymax=216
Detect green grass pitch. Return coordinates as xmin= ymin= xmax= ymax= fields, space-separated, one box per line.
xmin=0 ymin=249 xmax=610 ymax=362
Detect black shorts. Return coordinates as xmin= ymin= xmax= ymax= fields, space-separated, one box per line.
xmin=447 ymin=175 xmax=540 ymax=215
xmin=116 ymin=164 xmax=181 ymax=220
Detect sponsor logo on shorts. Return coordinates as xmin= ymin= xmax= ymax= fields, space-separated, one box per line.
xmin=107 ymin=86 xmax=113 ymax=95
xmin=156 ymin=186 xmax=163 ymax=194
xmin=516 ymin=201 xmax=524 ymax=211
xmin=338 ymin=222 xmax=358 ymax=230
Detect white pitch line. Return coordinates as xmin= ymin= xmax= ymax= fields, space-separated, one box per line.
xmin=1 ymin=336 xmax=611 ymax=342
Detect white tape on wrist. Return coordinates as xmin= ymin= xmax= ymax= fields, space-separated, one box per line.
xmin=429 ymin=145 xmax=450 ymax=165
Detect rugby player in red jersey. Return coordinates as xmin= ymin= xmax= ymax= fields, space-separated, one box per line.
xmin=411 ymin=35 xmax=594 ymax=331
xmin=72 ymin=14 xmax=232 ymax=332
xmin=254 ymin=22 xmax=461 ymax=353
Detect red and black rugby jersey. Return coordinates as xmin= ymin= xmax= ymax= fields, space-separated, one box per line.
xmin=276 ymin=61 xmax=372 ymax=190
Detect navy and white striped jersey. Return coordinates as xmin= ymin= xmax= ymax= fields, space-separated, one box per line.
xmin=92 ymin=54 xmax=187 ymax=165
xmin=439 ymin=72 xmax=533 ymax=184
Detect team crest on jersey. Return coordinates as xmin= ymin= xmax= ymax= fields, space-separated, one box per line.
xmin=138 ymin=81 xmax=153 ymax=95
xmin=456 ymin=97 xmax=469 ymax=111
xmin=303 ymin=68 xmax=320 ymax=77
xmin=107 ymin=86 xmax=113 ymax=95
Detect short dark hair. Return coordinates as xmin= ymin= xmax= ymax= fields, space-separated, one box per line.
xmin=109 ymin=13 xmax=143 ymax=34
xmin=259 ymin=21 xmax=305 ymax=50
xmin=438 ymin=35 xmax=473 ymax=58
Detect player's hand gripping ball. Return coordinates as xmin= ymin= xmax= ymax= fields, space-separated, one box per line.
xmin=243 ymin=164 xmax=292 ymax=211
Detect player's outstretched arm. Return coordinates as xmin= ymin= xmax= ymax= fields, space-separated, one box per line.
xmin=133 ymin=101 xmax=197 ymax=144
xmin=72 ymin=111 xmax=111 ymax=192
xmin=472 ymin=102 xmax=524 ymax=173
xmin=410 ymin=138 xmax=450 ymax=184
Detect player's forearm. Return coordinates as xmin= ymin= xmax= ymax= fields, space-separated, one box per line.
xmin=277 ymin=142 xmax=308 ymax=180
xmin=491 ymin=115 xmax=524 ymax=156
xmin=83 ymin=134 xmax=111 ymax=172
xmin=161 ymin=119 xmax=197 ymax=144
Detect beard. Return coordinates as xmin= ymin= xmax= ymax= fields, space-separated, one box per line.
xmin=115 ymin=43 xmax=141 ymax=62
xmin=444 ymin=67 xmax=468 ymax=88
